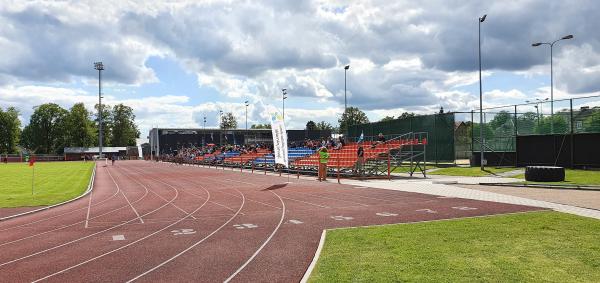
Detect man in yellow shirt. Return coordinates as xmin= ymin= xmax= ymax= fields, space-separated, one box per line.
xmin=318 ymin=147 xmax=330 ymax=181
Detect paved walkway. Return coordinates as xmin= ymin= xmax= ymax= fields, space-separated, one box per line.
xmin=458 ymin=184 xmax=600 ymax=211
xmin=341 ymin=178 xmax=600 ymax=220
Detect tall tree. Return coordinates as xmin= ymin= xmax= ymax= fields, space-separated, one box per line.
xmin=111 ymin=104 xmax=140 ymax=146
xmin=220 ymin=112 xmax=238 ymax=129
xmin=489 ymin=110 xmax=512 ymax=130
xmin=398 ymin=112 xmax=416 ymax=119
xmin=0 ymin=107 xmax=21 ymax=154
xmin=379 ymin=116 xmax=395 ymax=122
xmin=535 ymin=115 xmax=568 ymax=134
xmin=66 ymin=103 xmax=96 ymax=147
xmin=251 ymin=123 xmax=271 ymax=129
xmin=23 ymin=103 xmax=68 ymax=154
xmin=305 ymin=120 xmax=317 ymax=130
xmin=516 ymin=112 xmax=538 ymax=135
xmin=316 ymin=121 xmax=334 ymax=131
xmin=338 ymin=107 xmax=369 ymax=133
xmin=95 ymin=104 xmax=113 ymax=147
xmin=583 ymin=110 xmax=600 ymax=132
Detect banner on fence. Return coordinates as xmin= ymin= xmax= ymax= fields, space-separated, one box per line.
xmin=270 ymin=112 xmax=289 ymax=167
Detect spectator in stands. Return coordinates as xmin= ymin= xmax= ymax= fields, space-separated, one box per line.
xmin=355 ymin=143 xmax=364 ymax=175
xmin=318 ymin=147 xmax=330 ymax=181
xmin=339 ymin=136 xmax=346 ymax=147
xmin=371 ymin=133 xmax=386 ymax=148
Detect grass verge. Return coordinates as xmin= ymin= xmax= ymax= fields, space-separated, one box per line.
xmin=514 ymin=169 xmax=600 ymax=186
xmin=0 ymin=161 xmax=94 ymax=208
xmin=309 ymin=211 xmax=600 ymax=283
xmin=428 ymin=166 xmax=517 ymax=177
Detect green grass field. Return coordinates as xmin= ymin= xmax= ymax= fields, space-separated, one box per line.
xmin=0 ymin=161 xmax=95 ymax=208
xmin=428 ymin=166 xmax=516 ymax=177
xmin=514 ymin=169 xmax=600 ymax=186
xmin=309 ymin=211 xmax=600 ymax=283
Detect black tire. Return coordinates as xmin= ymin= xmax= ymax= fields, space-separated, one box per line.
xmin=525 ymin=166 xmax=565 ymax=182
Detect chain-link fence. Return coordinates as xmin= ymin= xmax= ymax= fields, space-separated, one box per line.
xmin=455 ymin=94 xmax=600 ymax=160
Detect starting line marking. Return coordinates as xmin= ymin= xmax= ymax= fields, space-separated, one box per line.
xmin=330 ymin=216 xmax=353 ymax=221
xmin=171 ymin=229 xmax=196 ymax=235
xmin=234 ymin=224 xmax=258 ymax=229
xmin=376 ymin=212 xmax=398 ymax=217
xmin=288 ymin=219 xmax=303 ymax=224
xmin=112 ymin=235 xmax=125 ymax=241
xmin=416 ymin=209 xmax=438 ymax=214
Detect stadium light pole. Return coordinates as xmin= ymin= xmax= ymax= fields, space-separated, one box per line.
xmin=94 ymin=62 xmax=104 ymax=159
xmin=203 ymin=115 xmax=207 ymax=145
xmin=282 ymin=89 xmax=287 ymax=123
xmin=478 ymin=14 xmax=486 ymax=171
xmin=532 ymin=34 xmax=573 ymax=133
xmin=344 ymin=65 xmax=350 ymax=114
xmin=219 ymin=110 xmax=223 ymax=145
xmin=244 ymin=100 xmax=249 ymax=130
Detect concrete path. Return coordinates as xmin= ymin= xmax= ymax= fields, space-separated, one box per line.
xmin=341 ymin=178 xmax=600 ymax=220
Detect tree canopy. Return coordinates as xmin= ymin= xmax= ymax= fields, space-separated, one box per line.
xmin=0 ymin=107 xmax=21 ymax=154
xmin=338 ymin=107 xmax=369 ymax=133
xmin=305 ymin=120 xmax=317 ymax=130
xmin=220 ymin=112 xmax=238 ymax=129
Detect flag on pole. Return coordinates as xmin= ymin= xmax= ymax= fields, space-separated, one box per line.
xmin=29 ymin=155 xmax=36 ymax=167
xmin=270 ymin=112 xmax=289 ymax=167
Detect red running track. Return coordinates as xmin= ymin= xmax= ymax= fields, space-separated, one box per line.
xmin=0 ymin=160 xmax=543 ymax=282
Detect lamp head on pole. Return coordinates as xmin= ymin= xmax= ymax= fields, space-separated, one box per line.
xmin=562 ymin=34 xmax=574 ymax=40
xmin=344 ymin=65 xmax=350 ymax=70
xmin=282 ymin=88 xmax=287 ymax=99
xmin=244 ymin=100 xmax=249 ymax=106
xmin=532 ymin=42 xmax=542 ymax=47
xmin=94 ymin=62 xmax=104 ymax=70
xmin=479 ymin=14 xmax=487 ymax=22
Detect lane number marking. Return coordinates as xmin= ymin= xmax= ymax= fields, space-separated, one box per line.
xmin=452 ymin=206 xmax=478 ymax=210
xmin=171 ymin=229 xmax=196 ymax=235
xmin=233 ymin=224 xmax=259 ymax=229
xmin=112 ymin=235 xmax=125 ymax=241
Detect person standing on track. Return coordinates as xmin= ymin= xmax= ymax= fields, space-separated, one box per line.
xmin=318 ymin=146 xmax=329 ymax=181
xmin=355 ymin=142 xmax=364 ymax=176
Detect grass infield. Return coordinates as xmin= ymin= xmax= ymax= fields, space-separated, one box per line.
xmin=428 ymin=166 xmax=516 ymax=177
xmin=0 ymin=161 xmax=94 ymax=208
xmin=309 ymin=211 xmax=600 ymax=282
xmin=514 ymin=169 xmax=600 ymax=186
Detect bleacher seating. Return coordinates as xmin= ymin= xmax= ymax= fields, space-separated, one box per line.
xmin=253 ymin=147 xmax=315 ymax=165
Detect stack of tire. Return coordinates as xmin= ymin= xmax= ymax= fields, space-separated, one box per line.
xmin=525 ymin=166 xmax=565 ymax=182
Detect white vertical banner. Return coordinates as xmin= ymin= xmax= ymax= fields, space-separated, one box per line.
xmin=270 ymin=112 xmax=289 ymax=167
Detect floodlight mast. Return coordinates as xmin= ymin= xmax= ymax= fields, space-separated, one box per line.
xmin=94 ymin=62 xmax=104 ymax=159
xmin=478 ymin=14 xmax=486 ymax=170
xmin=282 ymin=89 xmax=287 ymax=123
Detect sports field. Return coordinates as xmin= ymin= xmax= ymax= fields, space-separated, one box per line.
xmin=0 ymin=160 xmax=541 ymax=281
xmin=0 ymin=161 xmax=94 ymax=208
xmin=309 ymin=211 xmax=600 ymax=282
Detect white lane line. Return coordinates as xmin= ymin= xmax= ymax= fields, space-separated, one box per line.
xmin=0 ymin=176 xmax=150 ymax=248
xmin=121 ymin=167 xmax=197 ymax=219
xmin=180 ymin=187 xmax=237 ymax=212
xmin=106 ymin=168 xmax=144 ymax=224
xmin=300 ymin=230 xmax=327 ymax=283
xmin=126 ymin=189 xmax=246 ymax=282
xmin=293 ymin=191 xmax=370 ymax=207
xmin=31 ymin=180 xmax=212 ymax=282
xmin=0 ymin=175 xmax=177 ymax=268
xmin=280 ymin=196 xmax=330 ymax=209
xmin=224 ymin=190 xmax=286 ymax=282
xmin=217 ymin=189 xmax=282 ymax=210
xmin=84 ymin=181 xmax=95 ymax=229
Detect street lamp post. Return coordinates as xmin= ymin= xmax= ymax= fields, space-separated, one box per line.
xmin=244 ymin=100 xmax=249 ymax=130
xmin=532 ymin=34 xmax=573 ymax=133
xmin=478 ymin=14 xmax=486 ymax=171
xmin=219 ymin=110 xmax=223 ymax=145
xmin=93 ymin=62 xmax=104 ymax=159
xmin=282 ymin=89 xmax=287 ymax=122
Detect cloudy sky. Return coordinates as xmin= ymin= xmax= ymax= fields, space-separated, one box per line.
xmin=1 ymin=0 xmax=599 ymax=143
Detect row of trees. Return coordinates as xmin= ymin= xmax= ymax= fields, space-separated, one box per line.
xmin=0 ymin=103 xmax=140 ymax=154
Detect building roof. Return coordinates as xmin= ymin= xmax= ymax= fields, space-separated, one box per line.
xmin=64 ymin=147 xmax=127 ymax=154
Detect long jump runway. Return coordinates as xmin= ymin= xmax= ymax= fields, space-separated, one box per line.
xmin=0 ymin=161 xmax=543 ymax=282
